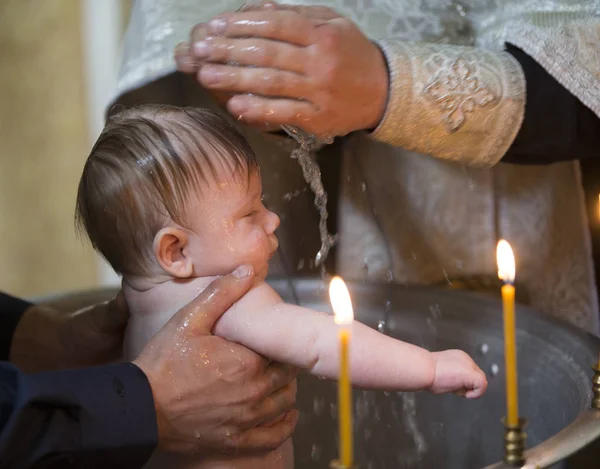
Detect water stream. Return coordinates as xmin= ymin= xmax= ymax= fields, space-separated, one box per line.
xmin=281 ymin=125 xmax=336 ymax=269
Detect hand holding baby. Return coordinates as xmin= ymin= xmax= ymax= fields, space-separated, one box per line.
xmin=133 ymin=268 xmax=298 ymax=456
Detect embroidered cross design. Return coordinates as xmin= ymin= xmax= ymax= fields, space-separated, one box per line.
xmin=423 ymin=57 xmax=497 ymax=132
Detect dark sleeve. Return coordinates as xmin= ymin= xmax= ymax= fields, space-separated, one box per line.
xmin=0 ymin=293 xmax=32 ymax=362
xmin=503 ymin=44 xmax=600 ymax=164
xmin=0 ymin=362 xmax=158 ymax=469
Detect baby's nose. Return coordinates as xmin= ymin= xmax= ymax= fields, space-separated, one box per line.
xmin=265 ymin=210 xmax=280 ymax=233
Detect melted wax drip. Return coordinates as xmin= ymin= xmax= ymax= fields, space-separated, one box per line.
xmin=282 ymin=125 xmax=336 ymax=267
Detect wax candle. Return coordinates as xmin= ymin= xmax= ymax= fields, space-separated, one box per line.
xmin=597 ymin=194 xmax=600 ymax=369
xmin=497 ymin=240 xmax=519 ymax=427
xmin=329 ymin=276 xmax=354 ymax=468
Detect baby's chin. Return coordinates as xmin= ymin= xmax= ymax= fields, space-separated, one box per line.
xmin=256 ymin=264 xmax=269 ymax=280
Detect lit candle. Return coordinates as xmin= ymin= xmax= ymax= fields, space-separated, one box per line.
xmin=329 ymin=276 xmax=354 ymax=468
xmin=497 ymin=240 xmax=519 ymax=427
xmin=597 ymin=195 xmax=600 ymax=369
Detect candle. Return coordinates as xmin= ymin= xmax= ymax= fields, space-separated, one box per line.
xmin=597 ymin=195 xmax=600 ymax=369
xmin=329 ymin=276 xmax=354 ymax=468
xmin=497 ymin=240 xmax=519 ymax=427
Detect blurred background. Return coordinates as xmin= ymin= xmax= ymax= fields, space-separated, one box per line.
xmin=0 ymin=0 xmax=130 ymax=298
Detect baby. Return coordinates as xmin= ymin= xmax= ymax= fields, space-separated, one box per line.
xmin=76 ymin=104 xmax=487 ymax=468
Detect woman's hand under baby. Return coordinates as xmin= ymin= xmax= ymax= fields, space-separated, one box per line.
xmin=429 ymin=350 xmax=488 ymax=398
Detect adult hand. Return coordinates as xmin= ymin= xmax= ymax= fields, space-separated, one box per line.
xmin=174 ymin=2 xmax=280 ymax=108
xmin=133 ymin=265 xmax=298 ymax=456
xmin=10 ymin=293 xmax=129 ymax=373
xmin=177 ymin=4 xmax=389 ymax=138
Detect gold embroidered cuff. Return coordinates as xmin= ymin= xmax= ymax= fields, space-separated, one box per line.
xmin=371 ymin=40 xmax=526 ymax=168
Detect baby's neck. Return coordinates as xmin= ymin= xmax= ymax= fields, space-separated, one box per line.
xmin=122 ymin=275 xmax=222 ymax=360
xmin=123 ymin=275 xmax=217 ymax=328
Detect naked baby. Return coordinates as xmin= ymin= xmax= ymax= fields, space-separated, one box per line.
xmin=76 ymin=104 xmax=487 ymax=468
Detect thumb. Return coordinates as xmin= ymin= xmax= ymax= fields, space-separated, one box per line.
xmin=168 ymin=265 xmax=255 ymax=336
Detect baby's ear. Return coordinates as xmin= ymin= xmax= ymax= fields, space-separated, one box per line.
xmin=153 ymin=227 xmax=193 ymax=278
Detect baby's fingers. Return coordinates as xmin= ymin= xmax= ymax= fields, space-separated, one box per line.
xmin=465 ymin=371 xmax=488 ymax=399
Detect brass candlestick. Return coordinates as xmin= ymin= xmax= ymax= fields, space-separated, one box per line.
xmin=592 ymin=365 xmax=600 ymax=410
xmin=330 ymin=461 xmax=357 ymax=469
xmin=503 ymin=418 xmax=527 ymax=466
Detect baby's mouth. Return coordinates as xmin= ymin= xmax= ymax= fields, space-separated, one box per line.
xmin=269 ymin=237 xmax=279 ymax=258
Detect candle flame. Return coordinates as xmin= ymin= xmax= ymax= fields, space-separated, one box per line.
xmin=497 ymin=239 xmax=515 ymax=284
xmin=329 ymin=276 xmax=354 ymax=325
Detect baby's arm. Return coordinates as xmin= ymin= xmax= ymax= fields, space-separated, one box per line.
xmin=214 ymin=281 xmax=486 ymax=396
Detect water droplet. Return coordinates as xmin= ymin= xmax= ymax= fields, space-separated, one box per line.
xmin=361 ymin=260 xmax=369 ymax=275
xmin=377 ymin=320 xmax=386 ymax=333
xmin=442 ymin=269 xmax=452 ymax=285
xmin=384 ymin=391 xmax=391 ymax=397
xmin=315 ymin=250 xmax=323 ymax=265
xmin=297 ymin=258 xmax=305 ymax=270
xmin=386 ymin=269 xmax=394 ymax=283
xmin=361 ymin=182 xmax=367 ymax=192
xmin=480 ymin=343 xmax=489 ymax=355
xmin=283 ymin=189 xmax=301 ymax=201
xmin=312 ymin=397 xmax=325 ymax=415
xmin=490 ymin=363 xmax=499 ymax=376
xmin=384 ymin=300 xmax=392 ymax=313
xmin=329 ymin=402 xmax=337 ymax=418
xmin=429 ymin=303 xmax=441 ymax=318
xmin=311 ymin=444 xmax=322 ymax=461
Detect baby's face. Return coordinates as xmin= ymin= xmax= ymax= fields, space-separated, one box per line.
xmin=184 ymin=168 xmax=280 ymax=280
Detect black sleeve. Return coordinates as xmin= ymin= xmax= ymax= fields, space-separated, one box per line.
xmin=503 ymin=44 xmax=600 ymax=164
xmin=0 ymin=362 xmax=158 ymax=469
xmin=0 ymin=293 xmax=32 ymax=362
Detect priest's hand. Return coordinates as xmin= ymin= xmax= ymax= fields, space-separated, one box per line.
xmin=176 ymin=3 xmax=389 ymax=139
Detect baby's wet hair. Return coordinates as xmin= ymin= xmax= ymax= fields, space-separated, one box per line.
xmin=76 ymin=104 xmax=258 ymax=277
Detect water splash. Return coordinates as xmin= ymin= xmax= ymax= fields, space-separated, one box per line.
xmin=310 ymin=444 xmax=322 ymax=461
xmin=281 ymin=125 xmax=336 ymax=267
xmin=312 ymin=396 xmax=326 ymax=415
xmin=400 ymin=392 xmax=428 ymax=455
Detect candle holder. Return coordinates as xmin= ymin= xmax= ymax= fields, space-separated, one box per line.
xmin=502 ymin=418 xmax=527 ymax=466
xmin=330 ymin=460 xmax=357 ymax=469
xmin=592 ymin=365 xmax=600 ymax=411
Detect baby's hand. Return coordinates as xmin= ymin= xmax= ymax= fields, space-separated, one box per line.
xmin=430 ymin=350 xmax=488 ymax=399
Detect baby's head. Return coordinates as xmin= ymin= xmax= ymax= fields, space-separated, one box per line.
xmin=76 ymin=104 xmax=280 ymax=283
